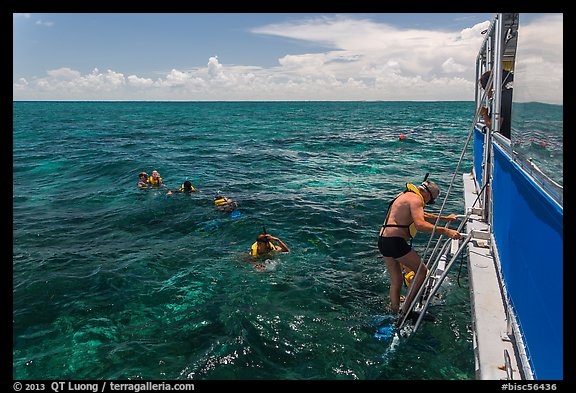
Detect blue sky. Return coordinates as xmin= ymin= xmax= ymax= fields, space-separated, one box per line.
xmin=13 ymin=13 xmax=563 ymax=101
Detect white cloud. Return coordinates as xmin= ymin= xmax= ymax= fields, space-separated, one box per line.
xmin=14 ymin=13 xmax=54 ymax=27
xmin=165 ymin=69 xmax=192 ymax=86
xmin=47 ymin=67 xmax=81 ymax=80
xmin=127 ymin=75 xmax=155 ymax=88
xmin=253 ymin=16 xmax=486 ymax=79
xmin=207 ymin=56 xmax=223 ymax=78
xmin=35 ymin=19 xmax=54 ymax=27
xmin=441 ymin=57 xmax=467 ymax=73
xmin=12 ymin=14 xmax=562 ymax=102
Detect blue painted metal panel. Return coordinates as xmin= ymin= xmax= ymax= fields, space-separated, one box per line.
xmin=492 ymin=144 xmax=563 ymax=379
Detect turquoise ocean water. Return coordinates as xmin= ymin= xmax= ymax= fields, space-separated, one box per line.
xmin=12 ymin=101 xmax=562 ymax=380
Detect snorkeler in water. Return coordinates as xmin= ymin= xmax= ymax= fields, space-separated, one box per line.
xmin=213 ymin=190 xmax=239 ymax=212
xmin=167 ymin=180 xmax=202 ymax=196
xmin=248 ymin=229 xmax=290 ymax=271
xmin=249 ymin=232 xmax=290 ymax=256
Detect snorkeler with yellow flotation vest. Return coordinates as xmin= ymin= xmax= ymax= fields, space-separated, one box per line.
xmin=377 ymin=175 xmax=461 ymax=316
xmin=149 ymin=170 xmax=163 ymax=186
xmin=248 ymin=229 xmax=290 ymax=272
xmin=213 ymin=190 xmax=239 ymax=212
xmin=166 ymin=180 xmax=202 ymax=196
xmin=250 ymin=231 xmax=290 ymax=256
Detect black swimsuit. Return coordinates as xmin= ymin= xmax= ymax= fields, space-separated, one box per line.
xmin=378 ymin=236 xmax=412 ymax=258
xmin=378 ymin=190 xmax=415 ymax=258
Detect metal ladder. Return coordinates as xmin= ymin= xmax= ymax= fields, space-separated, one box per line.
xmin=395 ymin=211 xmax=474 ymax=332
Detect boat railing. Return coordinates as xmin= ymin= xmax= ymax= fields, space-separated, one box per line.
xmin=492 ymin=131 xmax=563 ymax=206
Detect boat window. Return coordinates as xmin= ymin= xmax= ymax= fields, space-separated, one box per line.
xmin=510 ymin=14 xmax=563 ymax=186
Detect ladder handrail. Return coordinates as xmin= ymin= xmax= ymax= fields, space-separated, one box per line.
xmin=396 ymin=209 xmax=473 ymax=330
xmin=412 ymin=232 xmax=474 ymax=332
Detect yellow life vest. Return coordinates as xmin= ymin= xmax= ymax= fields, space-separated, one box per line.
xmin=405 ymin=183 xmax=424 ymax=238
xmin=214 ymin=197 xmax=227 ymax=205
xmin=180 ymin=183 xmax=195 ymax=192
xmin=149 ymin=176 xmax=162 ymax=185
xmin=405 ymin=183 xmax=425 ymax=206
xmin=250 ymin=242 xmax=277 ymax=256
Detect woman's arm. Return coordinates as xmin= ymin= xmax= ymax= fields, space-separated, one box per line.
xmin=424 ymin=212 xmax=457 ymax=222
xmin=268 ymin=236 xmax=290 ymax=253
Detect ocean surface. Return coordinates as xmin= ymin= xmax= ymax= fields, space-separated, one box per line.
xmin=12 ymin=101 xmax=563 ymax=380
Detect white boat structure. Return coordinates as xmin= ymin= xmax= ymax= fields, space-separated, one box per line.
xmin=396 ymin=13 xmax=563 ymax=380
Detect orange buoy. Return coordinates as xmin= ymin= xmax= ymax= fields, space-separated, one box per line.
xmin=399 ymin=134 xmax=405 ymax=141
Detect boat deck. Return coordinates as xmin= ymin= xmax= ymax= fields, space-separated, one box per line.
xmin=462 ymin=172 xmax=521 ymax=380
